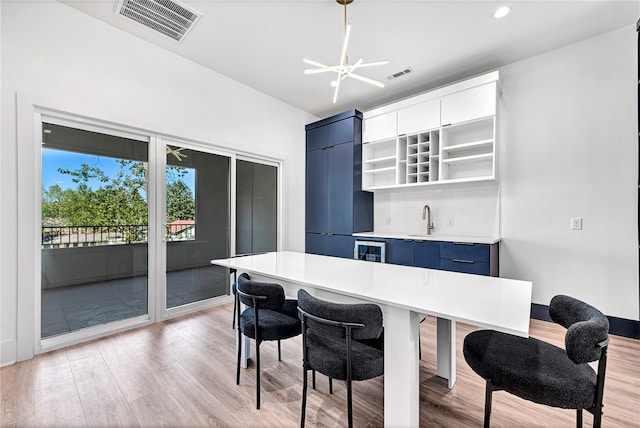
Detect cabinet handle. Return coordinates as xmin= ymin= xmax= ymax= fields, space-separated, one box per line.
xmin=452 ymin=259 xmax=475 ymax=264
xmin=452 ymin=242 xmax=475 ymax=246
xmin=442 ymin=123 xmax=452 ymax=127
xmin=327 ymin=233 xmax=334 ymax=236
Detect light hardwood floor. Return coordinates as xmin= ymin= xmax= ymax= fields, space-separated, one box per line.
xmin=1 ymin=303 xmax=639 ymax=427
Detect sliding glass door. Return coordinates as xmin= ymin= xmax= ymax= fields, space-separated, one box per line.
xmin=41 ymin=123 xmax=150 ymax=338
xmin=37 ymin=113 xmax=279 ymax=350
xmin=236 ymin=159 xmax=278 ymax=255
xmin=164 ymin=143 xmax=230 ymax=310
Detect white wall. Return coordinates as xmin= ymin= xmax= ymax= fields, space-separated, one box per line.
xmin=499 ymin=25 xmax=638 ymax=320
xmin=1 ymin=1 xmax=315 ymax=365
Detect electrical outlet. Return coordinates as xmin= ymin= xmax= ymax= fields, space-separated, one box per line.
xmin=447 ymin=217 xmax=454 ymax=227
xmin=385 ymin=217 xmax=391 ymax=225
xmin=571 ymin=217 xmax=582 ymax=230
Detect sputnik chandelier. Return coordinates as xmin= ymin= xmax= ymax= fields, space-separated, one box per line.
xmin=304 ymin=0 xmax=389 ymax=103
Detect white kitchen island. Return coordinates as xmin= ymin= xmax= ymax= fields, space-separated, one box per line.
xmin=211 ymin=251 xmax=532 ymax=427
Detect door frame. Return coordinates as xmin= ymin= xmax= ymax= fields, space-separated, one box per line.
xmin=235 ymin=154 xmax=283 ymax=256
xmin=16 ymin=92 xmax=284 ymax=360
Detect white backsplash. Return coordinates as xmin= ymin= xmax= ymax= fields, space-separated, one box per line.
xmin=373 ymin=183 xmax=500 ymax=237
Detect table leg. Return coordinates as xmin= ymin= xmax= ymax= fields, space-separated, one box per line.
xmin=383 ymin=305 xmax=420 ymax=427
xmin=436 ymin=317 xmax=456 ymax=388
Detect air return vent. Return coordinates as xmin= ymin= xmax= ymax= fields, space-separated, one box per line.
xmin=114 ymin=0 xmax=202 ymax=42
xmin=387 ymin=68 xmax=414 ymax=81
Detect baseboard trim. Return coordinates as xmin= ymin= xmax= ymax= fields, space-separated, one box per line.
xmin=1 ymin=339 xmax=17 ymax=367
xmin=530 ymin=303 xmax=640 ymax=339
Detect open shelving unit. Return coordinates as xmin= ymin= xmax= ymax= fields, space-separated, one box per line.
xmin=440 ymin=116 xmax=495 ymax=181
xmin=361 ymin=72 xmax=499 ymax=191
xmin=362 ymin=136 xmax=398 ymax=189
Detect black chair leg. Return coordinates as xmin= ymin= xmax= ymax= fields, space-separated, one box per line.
xmin=256 ymin=341 xmax=261 ymax=409
xmin=593 ymin=408 xmax=603 ymax=428
xmin=577 ymin=409 xmax=583 ymax=428
xmin=347 ymin=380 xmax=353 ymax=428
xmin=484 ymin=380 xmax=493 ymax=428
xmin=329 ymin=377 xmax=333 ymax=394
xmin=236 ymin=327 xmax=242 ymax=385
xmin=312 ymin=369 xmax=316 ymax=389
xmin=301 ymin=368 xmax=308 ymax=428
xmin=231 ymin=269 xmax=237 ymax=329
xmin=278 ymin=340 xmax=282 ymax=361
xmin=232 ymin=296 xmax=236 ymax=329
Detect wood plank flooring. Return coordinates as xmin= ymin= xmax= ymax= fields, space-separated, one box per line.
xmin=1 ymin=303 xmax=639 ymax=427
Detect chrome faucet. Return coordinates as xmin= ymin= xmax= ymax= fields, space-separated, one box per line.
xmin=422 ymin=204 xmax=435 ymax=235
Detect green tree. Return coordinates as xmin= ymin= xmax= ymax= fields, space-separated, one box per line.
xmin=43 ymin=159 xmax=149 ymax=227
xmin=42 ymin=160 xmax=195 ymax=228
xmin=166 ymin=179 xmax=195 ymax=222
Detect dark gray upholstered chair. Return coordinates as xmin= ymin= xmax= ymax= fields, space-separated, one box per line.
xmin=463 ymin=295 xmax=610 ymax=428
xmin=297 ymin=289 xmax=384 ymax=428
xmin=236 ymin=273 xmax=302 ymax=409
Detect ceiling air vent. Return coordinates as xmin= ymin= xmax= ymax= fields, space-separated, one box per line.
xmin=387 ymin=68 xmax=414 ymax=81
xmin=114 ymin=0 xmax=202 ymax=42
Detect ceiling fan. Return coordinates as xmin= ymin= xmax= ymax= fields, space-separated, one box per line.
xmin=166 ymin=145 xmax=188 ymax=161
xmin=304 ymin=0 xmax=389 ymax=103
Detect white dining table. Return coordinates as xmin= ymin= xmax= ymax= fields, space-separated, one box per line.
xmin=211 ymin=251 xmax=532 ymax=427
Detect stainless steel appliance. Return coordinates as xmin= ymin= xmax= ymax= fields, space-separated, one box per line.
xmin=354 ymin=240 xmax=386 ymax=263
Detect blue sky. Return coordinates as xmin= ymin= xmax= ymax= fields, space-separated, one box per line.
xmin=42 ymin=148 xmax=195 ymax=193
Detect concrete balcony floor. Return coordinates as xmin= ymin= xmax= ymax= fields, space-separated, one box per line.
xmin=41 ymin=265 xmax=228 ymax=338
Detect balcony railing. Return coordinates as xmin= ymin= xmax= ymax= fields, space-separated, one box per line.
xmin=42 ymin=223 xmax=196 ymax=248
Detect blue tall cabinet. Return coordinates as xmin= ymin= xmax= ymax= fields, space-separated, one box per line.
xmin=305 ymin=110 xmax=373 ymax=258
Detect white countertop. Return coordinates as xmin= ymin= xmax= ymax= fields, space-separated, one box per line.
xmin=212 ymin=251 xmax=531 ymax=337
xmin=353 ymin=231 xmax=501 ymax=244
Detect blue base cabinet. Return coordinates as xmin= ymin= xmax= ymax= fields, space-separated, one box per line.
xmin=386 ymin=239 xmax=414 ymax=266
xmin=306 ymin=233 xmax=355 ymax=259
xmin=440 ymin=242 xmax=497 ymax=276
xmin=414 ymin=241 xmax=441 ymax=269
xmin=305 ymin=110 xmax=373 ymax=259
xmin=374 ymin=237 xmax=499 ymax=276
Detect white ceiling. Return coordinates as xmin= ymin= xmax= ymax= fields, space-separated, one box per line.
xmin=62 ymin=0 xmax=638 ymax=118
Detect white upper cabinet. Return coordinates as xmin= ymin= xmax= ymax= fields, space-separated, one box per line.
xmin=397 ymin=99 xmax=440 ymax=135
xmin=363 ymin=111 xmax=397 ymax=143
xmin=362 ymin=71 xmax=500 ymax=190
xmin=440 ymin=82 xmax=496 ymax=126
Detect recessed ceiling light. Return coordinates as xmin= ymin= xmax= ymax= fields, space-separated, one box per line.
xmin=494 ymin=5 xmax=511 ymax=19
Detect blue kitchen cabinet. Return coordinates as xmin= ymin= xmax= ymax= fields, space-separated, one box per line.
xmin=441 ymin=258 xmax=490 ymax=275
xmin=439 ymin=242 xmax=498 ymax=276
xmin=305 ymin=110 xmax=373 ymax=258
xmin=414 ymin=241 xmax=441 ymax=269
xmin=305 ymin=233 xmax=325 ymax=256
xmin=305 ymin=148 xmax=328 ymax=234
xmin=305 ymin=233 xmax=355 ymax=260
xmin=327 ymin=235 xmax=356 ymax=259
xmin=386 ymin=239 xmax=414 ymax=266
xmin=383 ymin=239 xmax=439 ymax=269
xmin=327 ymin=141 xmax=355 ymax=235
xmin=364 ymin=236 xmax=499 ymax=276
